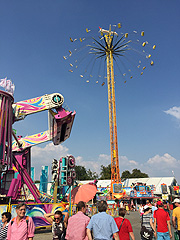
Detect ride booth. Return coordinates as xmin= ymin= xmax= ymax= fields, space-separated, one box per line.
xmin=129 ymin=182 xmax=155 ymax=205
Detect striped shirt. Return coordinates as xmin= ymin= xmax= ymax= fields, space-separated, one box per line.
xmin=0 ymin=223 xmax=9 ymax=240
xmin=66 ymin=211 xmax=90 ymax=240
xmin=142 ymin=213 xmax=152 ymax=231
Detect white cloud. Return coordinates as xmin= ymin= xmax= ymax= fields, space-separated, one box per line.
xmin=31 ymin=143 xmax=69 ymax=180
xmin=94 ymin=153 xmax=180 ymax=182
xmin=31 ymin=142 xmax=180 ymax=183
xmin=164 ymin=106 xmax=180 ymax=120
xmin=75 ymin=156 xmax=100 ymax=173
xmin=98 ymin=154 xmax=110 ymax=163
xmin=147 ymin=153 xmax=177 ymax=165
xmin=129 ymin=160 xmax=138 ymax=165
xmin=145 ymin=153 xmax=180 ymax=178
xmin=120 ymin=156 xmax=139 ymax=168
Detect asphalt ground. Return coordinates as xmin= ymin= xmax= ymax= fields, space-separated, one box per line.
xmin=34 ymin=211 xmax=176 ymax=240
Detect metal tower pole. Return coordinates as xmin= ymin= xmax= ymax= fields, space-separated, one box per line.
xmin=106 ymin=49 xmax=115 ymax=188
xmin=110 ymin=51 xmax=121 ymax=184
xmin=105 ymin=30 xmax=121 ymax=194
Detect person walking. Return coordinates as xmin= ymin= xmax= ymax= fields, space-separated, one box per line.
xmin=172 ymin=198 xmax=180 ymax=239
xmin=120 ymin=201 xmax=124 ymax=208
xmin=125 ymin=202 xmax=130 ymax=215
xmin=140 ymin=205 xmax=156 ymax=240
xmin=153 ymin=200 xmax=172 ymax=239
xmin=65 ymin=201 xmax=90 ymax=240
xmin=114 ymin=208 xmax=135 ymax=240
xmin=0 ymin=212 xmax=11 ymax=240
xmin=163 ymin=201 xmax=170 ymax=216
xmin=44 ymin=210 xmax=68 ymax=240
xmin=7 ymin=203 xmax=35 ymax=240
xmin=86 ymin=200 xmax=120 ymax=240
xmin=151 ymin=202 xmax=157 ymax=224
xmin=139 ymin=204 xmax=144 ymax=216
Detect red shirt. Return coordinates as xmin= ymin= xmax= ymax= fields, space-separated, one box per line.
xmin=154 ymin=208 xmax=170 ymax=232
xmin=114 ymin=217 xmax=133 ymax=240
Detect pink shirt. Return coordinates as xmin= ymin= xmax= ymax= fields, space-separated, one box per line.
xmin=6 ymin=216 xmax=35 ymax=240
xmin=66 ymin=211 xmax=90 ymax=240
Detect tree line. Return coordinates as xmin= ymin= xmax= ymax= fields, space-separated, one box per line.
xmin=75 ymin=164 xmax=148 ymax=181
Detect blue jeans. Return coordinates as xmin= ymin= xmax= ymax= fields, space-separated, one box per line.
xmin=157 ymin=232 xmax=170 ymax=240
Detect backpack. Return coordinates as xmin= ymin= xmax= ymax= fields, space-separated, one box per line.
xmin=11 ymin=216 xmax=29 ymax=231
xmin=140 ymin=215 xmax=153 ymax=240
xmin=53 ymin=221 xmax=66 ymax=240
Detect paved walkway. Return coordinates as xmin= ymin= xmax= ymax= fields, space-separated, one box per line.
xmin=34 ymin=211 xmax=175 ymax=239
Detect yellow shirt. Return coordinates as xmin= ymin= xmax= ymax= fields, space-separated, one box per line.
xmin=173 ymin=207 xmax=180 ymax=230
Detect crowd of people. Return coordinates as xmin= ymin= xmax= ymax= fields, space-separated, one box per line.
xmin=139 ymin=198 xmax=180 ymax=240
xmin=0 ymin=198 xmax=180 ymax=240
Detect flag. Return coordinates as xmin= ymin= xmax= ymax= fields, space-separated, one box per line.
xmin=6 ymin=79 xmax=12 ymax=92
xmin=174 ymin=186 xmax=179 ymax=191
xmin=0 ymin=77 xmax=7 ymax=88
xmin=9 ymin=83 xmax=15 ymax=95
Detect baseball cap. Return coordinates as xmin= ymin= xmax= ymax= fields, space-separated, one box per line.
xmin=157 ymin=200 xmax=163 ymax=206
xmin=172 ymin=198 xmax=180 ymax=204
xmin=144 ymin=205 xmax=152 ymax=210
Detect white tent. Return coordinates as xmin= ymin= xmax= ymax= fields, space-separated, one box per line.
xmin=123 ymin=177 xmax=176 ymax=195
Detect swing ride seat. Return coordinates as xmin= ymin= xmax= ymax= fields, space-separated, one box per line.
xmin=49 ymin=107 xmax=76 ymax=145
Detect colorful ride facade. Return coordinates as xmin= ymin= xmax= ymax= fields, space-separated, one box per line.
xmin=0 ymin=89 xmax=76 ymax=226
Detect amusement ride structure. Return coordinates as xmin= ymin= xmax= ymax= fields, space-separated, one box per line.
xmin=64 ymin=23 xmax=156 ymax=198
xmin=0 ymin=88 xmax=75 ymax=203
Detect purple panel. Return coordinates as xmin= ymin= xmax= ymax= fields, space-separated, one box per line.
xmin=0 ymin=90 xmax=14 ymax=166
xmin=7 ymin=178 xmax=21 ymax=199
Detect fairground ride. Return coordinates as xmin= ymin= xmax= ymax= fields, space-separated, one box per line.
xmin=64 ymin=23 xmax=156 ymax=198
xmin=0 ymin=89 xmax=75 ymax=204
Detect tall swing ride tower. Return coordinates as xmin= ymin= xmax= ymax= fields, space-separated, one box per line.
xmin=104 ymin=26 xmax=121 ymax=191
xmin=65 ymin=23 xmax=156 ymax=196
xmin=90 ymin=24 xmax=132 ymax=193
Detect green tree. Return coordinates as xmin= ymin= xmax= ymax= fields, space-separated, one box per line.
xmin=121 ymin=168 xmax=149 ymax=179
xmin=75 ymin=165 xmax=99 ymax=180
xmin=99 ymin=164 xmax=111 ymax=179
xmin=86 ymin=169 xmax=99 ymax=180
xmin=131 ymin=168 xmax=149 ymax=178
xmin=121 ymin=170 xmax=131 ymax=179
xmin=75 ymin=165 xmax=88 ymax=180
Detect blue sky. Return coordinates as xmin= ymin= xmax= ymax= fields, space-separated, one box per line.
xmin=0 ymin=0 xmax=180 ymax=182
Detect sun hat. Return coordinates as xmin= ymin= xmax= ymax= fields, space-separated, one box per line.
xmin=172 ymin=198 xmax=180 ymax=204
xmin=144 ymin=205 xmax=152 ymax=210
